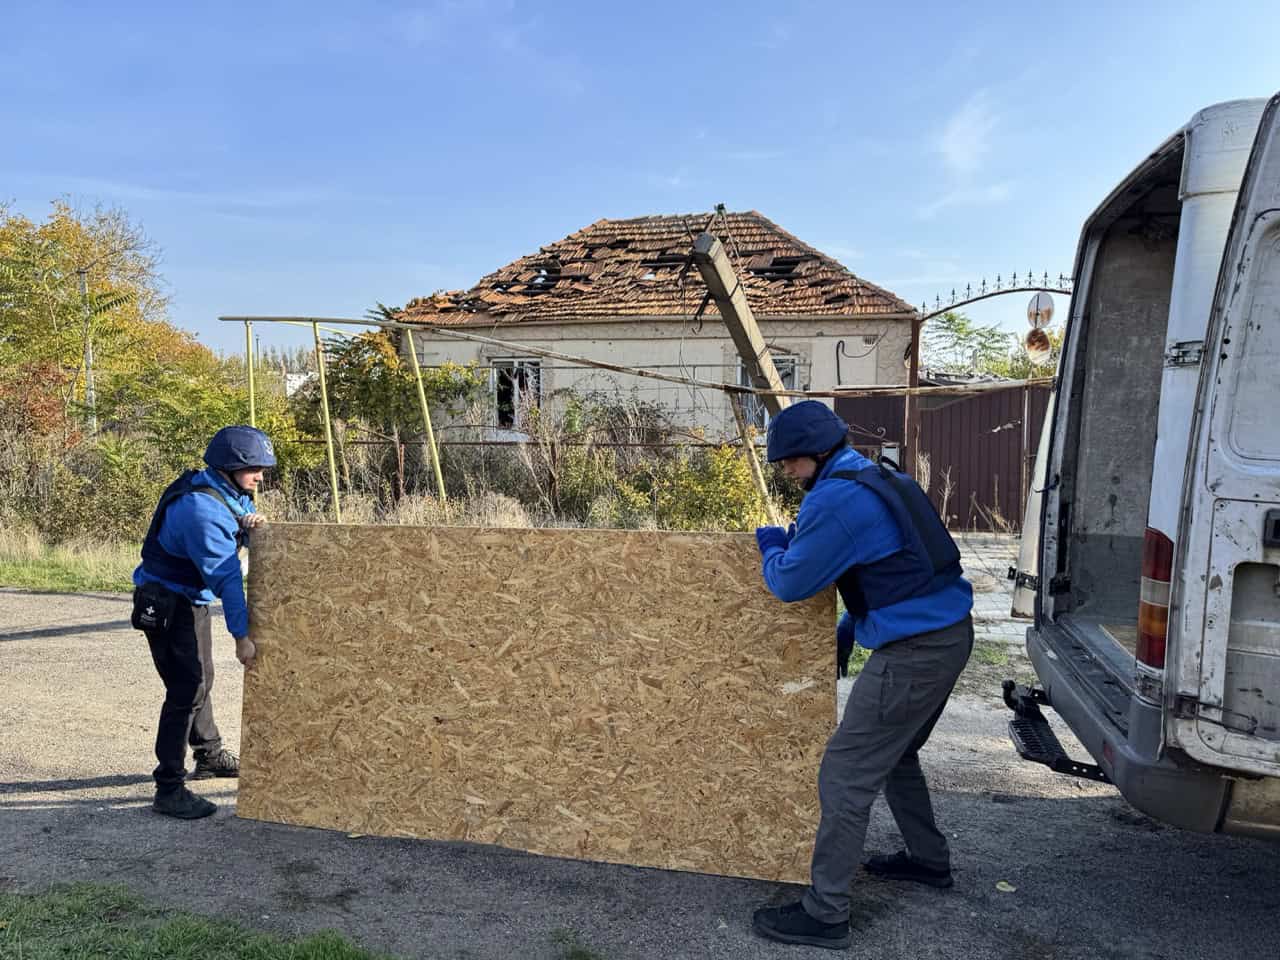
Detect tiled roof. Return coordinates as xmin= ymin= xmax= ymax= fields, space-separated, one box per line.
xmin=400 ymin=210 xmax=915 ymax=326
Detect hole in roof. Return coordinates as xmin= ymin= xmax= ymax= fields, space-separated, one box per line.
xmin=639 ymin=254 xmax=687 ymax=269
xmin=526 ymin=263 xmax=561 ymax=292
xmin=748 ymin=255 xmax=807 ymax=280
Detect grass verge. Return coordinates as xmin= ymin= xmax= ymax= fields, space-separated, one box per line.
xmin=549 ymin=928 xmax=608 ymax=960
xmin=0 ymin=883 xmax=392 ymax=960
xmin=0 ymin=526 xmax=134 ymax=593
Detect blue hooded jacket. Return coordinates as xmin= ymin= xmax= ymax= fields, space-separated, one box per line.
xmin=760 ymin=446 xmax=973 ymax=649
xmin=133 ymin=468 xmax=255 ymax=638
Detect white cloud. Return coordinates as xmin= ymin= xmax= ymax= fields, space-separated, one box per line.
xmin=491 ymin=21 xmax=585 ymax=97
xmin=753 ymin=21 xmax=792 ymax=50
xmin=723 ymin=148 xmax=787 ymax=162
xmin=647 ymin=171 xmax=687 ymax=189
xmin=824 ymin=245 xmax=863 ymax=262
xmin=938 ymin=90 xmax=999 ymax=176
xmin=48 ymin=175 xmax=333 ymax=212
xmin=916 ymin=182 xmax=1012 ymax=220
xmin=398 ymin=1 xmax=499 ymax=49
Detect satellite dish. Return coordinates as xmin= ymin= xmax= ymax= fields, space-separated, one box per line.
xmin=1027 ymin=292 xmax=1054 ymax=329
xmin=1025 ymin=327 xmax=1052 ymax=365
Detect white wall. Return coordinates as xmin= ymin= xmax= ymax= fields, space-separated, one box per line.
xmin=409 ymin=315 xmax=912 ymax=440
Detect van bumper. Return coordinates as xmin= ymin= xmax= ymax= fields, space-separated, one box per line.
xmin=1025 ymin=627 xmax=1232 ymax=833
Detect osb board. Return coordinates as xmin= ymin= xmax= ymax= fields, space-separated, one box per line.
xmin=239 ymin=523 xmax=835 ymax=882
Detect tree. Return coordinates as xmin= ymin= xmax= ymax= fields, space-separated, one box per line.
xmin=0 ymin=200 xmax=171 ymax=434
xmin=988 ymin=325 xmax=1065 ymax=379
xmin=1 ymin=200 xmax=319 ymax=540
xmin=293 ymin=327 xmax=486 ymax=500
xmin=920 ymin=311 xmax=1014 ymax=374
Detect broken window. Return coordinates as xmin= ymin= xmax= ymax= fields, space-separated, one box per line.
xmin=739 ymin=355 xmax=797 ymax=432
xmin=492 ymin=359 xmax=541 ymax=429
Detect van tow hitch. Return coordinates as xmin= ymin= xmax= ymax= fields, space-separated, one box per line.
xmin=1002 ymin=680 xmax=1111 ymax=783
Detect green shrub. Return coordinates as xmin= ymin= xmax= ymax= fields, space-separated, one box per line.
xmin=651 ymin=445 xmax=767 ymax=532
xmin=36 ymin=437 xmax=166 ymax=543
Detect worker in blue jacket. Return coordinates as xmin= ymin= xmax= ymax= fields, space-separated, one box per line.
xmin=131 ymin=425 xmax=275 ymax=819
xmin=750 ymin=401 xmax=974 ymax=950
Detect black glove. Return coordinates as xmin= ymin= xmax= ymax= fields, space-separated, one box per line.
xmin=836 ymin=614 xmax=856 ymax=679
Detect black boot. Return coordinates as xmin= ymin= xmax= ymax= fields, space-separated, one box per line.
xmin=752 ymin=901 xmax=851 ymax=950
xmin=863 ymin=850 xmax=954 ymax=888
xmin=190 ymin=748 xmax=239 ymax=780
xmin=153 ymin=786 xmax=217 ymax=820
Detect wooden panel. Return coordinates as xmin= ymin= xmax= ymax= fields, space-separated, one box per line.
xmin=239 ymin=523 xmax=835 ymax=882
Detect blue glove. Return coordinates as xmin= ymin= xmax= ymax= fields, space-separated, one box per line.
xmin=786 ymin=522 xmax=797 ymax=542
xmin=755 ymin=525 xmax=789 ymax=554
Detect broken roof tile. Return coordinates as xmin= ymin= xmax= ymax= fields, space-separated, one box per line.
xmin=401 ymin=210 xmax=915 ymax=326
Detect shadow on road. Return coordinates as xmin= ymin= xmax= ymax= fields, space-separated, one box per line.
xmin=0 ymin=619 xmax=134 ymax=642
xmin=0 ymin=773 xmax=154 ymax=794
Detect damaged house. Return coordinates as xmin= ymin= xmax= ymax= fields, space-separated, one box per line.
xmin=399 ymin=210 xmax=917 ymax=439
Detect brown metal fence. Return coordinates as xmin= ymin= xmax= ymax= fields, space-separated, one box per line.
xmin=835 ymin=384 xmax=1051 ymax=532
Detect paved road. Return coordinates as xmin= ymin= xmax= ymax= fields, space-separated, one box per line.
xmin=2 ymin=588 xmax=1278 ymax=960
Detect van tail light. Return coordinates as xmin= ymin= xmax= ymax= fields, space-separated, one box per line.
xmin=1137 ymin=528 xmax=1174 ymax=670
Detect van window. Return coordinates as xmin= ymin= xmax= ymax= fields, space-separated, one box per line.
xmin=1227 ymin=238 xmax=1280 ymax=461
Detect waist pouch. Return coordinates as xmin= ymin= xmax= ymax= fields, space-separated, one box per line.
xmin=132 ymin=582 xmax=181 ymax=632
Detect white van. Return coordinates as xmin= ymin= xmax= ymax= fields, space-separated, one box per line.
xmin=1006 ymin=94 xmax=1280 ymax=837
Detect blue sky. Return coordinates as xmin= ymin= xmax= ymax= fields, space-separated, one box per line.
xmin=4 ymin=0 xmax=1278 ymax=355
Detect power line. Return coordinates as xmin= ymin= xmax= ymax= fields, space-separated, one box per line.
xmin=220 ymin=315 xmax=1050 ymax=400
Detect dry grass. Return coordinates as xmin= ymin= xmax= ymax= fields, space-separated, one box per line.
xmin=255 ymin=490 xmax=533 ymax=529
xmin=0 ymin=524 xmax=136 ymax=593
xmin=0 ymin=488 xmax=541 ymax=596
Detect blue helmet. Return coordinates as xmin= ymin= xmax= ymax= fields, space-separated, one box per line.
xmin=765 ymin=401 xmax=850 ymax=462
xmin=204 ymin=425 xmax=277 ymax=471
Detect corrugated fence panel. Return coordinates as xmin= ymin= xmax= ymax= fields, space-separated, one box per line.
xmin=836 ymin=385 xmax=1052 ymax=531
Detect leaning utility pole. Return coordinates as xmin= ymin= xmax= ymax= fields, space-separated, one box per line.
xmin=690 ymin=233 xmax=791 ymax=418
xmin=691 ymin=231 xmax=789 ymax=524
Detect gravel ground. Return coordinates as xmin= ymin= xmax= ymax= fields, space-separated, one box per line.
xmin=3 ymin=586 xmax=1278 ymax=960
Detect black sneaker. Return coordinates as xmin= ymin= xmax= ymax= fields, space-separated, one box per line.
xmin=153 ymin=787 xmax=217 ymax=820
xmin=863 ymin=851 xmax=953 ymax=888
xmin=752 ymin=901 xmax=851 ymax=950
xmin=190 ymin=749 xmax=239 ymax=780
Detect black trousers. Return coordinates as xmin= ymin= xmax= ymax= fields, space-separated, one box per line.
xmin=143 ymin=598 xmax=222 ymax=792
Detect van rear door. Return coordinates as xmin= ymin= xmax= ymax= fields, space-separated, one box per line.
xmin=1011 ymin=390 xmax=1055 ymax=620
xmin=1171 ymin=93 xmax=1280 ymax=775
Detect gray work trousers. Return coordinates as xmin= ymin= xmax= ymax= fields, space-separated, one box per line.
xmin=803 ymin=616 xmax=974 ymax=924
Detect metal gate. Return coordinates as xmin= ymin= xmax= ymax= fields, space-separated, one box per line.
xmin=835 ymin=384 xmax=1050 ymax=531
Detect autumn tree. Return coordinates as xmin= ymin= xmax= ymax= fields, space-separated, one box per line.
xmin=1 ymin=200 xmax=317 ymax=540
xmin=0 ymin=200 xmax=172 ymax=436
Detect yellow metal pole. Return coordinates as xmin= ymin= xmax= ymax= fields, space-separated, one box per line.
xmin=730 ymin=394 xmax=782 ymax=527
xmin=245 ymin=321 xmax=256 ymax=427
xmin=311 ymin=322 xmax=342 ymax=523
xmin=404 ymin=329 xmax=447 ymax=504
